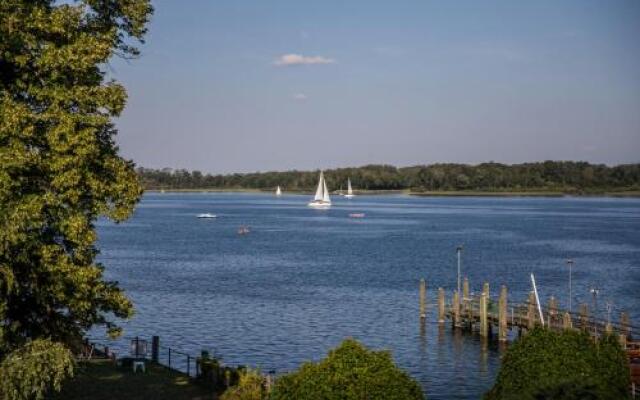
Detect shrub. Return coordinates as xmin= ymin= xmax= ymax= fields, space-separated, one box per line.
xmin=0 ymin=339 xmax=74 ymax=400
xmin=271 ymin=338 xmax=424 ymax=400
xmin=484 ymin=328 xmax=630 ymax=400
xmin=220 ymin=369 xmax=267 ymax=400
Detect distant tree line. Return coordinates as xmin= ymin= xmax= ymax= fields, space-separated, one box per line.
xmin=137 ymin=161 xmax=640 ymax=192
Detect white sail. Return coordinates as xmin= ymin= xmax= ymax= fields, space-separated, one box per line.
xmin=345 ymin=177 xmax=355 ymax=198
xmin=314 ymin=171 xmax=324 ymax=201
xmin=276 ymin=186 xmax=282 ymax=196
xmin=322 ymin=176 xmax=331 ymax=203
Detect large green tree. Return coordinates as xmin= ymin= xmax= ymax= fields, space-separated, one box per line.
xmin=0 ymin=0 xmax=152 ymax=355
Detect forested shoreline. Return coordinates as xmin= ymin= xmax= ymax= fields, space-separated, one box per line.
xmin=137 ymin=161 xmax=640 ymax=193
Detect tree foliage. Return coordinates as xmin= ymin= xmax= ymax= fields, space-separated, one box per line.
xmin=220 ymin=368 xmax=267 ymax=400
xmin=270 ymin=338 xmax=424 ymax=400
xmin=0 ymin=0 xmax=152 ymax=356
xmin=484 ymin=328 xmax=630 ymax=400
xmin=136 ymin=162 xmax=640 ymax=193
xmin=0 ymin=339 xmax=74 ymax=400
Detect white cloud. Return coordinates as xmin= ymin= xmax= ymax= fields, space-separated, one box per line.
xmin=274 ymin=54 xmax=335 ymax=66
xmin=292 ymin=93 xmax=307 ymax=101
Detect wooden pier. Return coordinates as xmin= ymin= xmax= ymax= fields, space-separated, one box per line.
xmin=418 ymin=278 xmax=640 ymax=395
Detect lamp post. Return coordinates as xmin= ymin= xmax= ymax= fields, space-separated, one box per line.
xmin=566 ymin=259 xmax=574 ymax=312
xmin=590 ymin=286 xmax=600 ymax=335
xmin=456 ymin=245 xmax=463 ymax=294
xmin=590 ymin=287 xmax=599 ymax=314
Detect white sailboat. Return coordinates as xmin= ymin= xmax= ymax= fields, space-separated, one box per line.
xmin=276 ymin=186 xmax=282 ymax=196
xmin=308 ymin=171 xmax=331 ymax=208
xmin=345 ymin=178 xmax=355 ymax=199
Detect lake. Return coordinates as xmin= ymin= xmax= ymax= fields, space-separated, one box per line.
xmin=95 ymin=193 xmax=640 ymax=399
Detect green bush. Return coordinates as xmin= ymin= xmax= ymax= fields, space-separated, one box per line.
xmin=0 ymin=339 xmax=74 ymax=400
xmin=484 ymin=328 xmax=630 ymax=400
xmin=271 ymin=338 xmax=424 ymax=400
xmin=220 ymin=369 xmax=267 ymax=400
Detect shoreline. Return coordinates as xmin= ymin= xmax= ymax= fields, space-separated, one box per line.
xmin=144 ymin=188 xmax=640 ymax=198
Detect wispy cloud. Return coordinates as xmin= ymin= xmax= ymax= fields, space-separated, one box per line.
xmin=274 ymin=54 xmax=335 ymax=66
xmin=292 ymin=93 xmax=307 ymax=101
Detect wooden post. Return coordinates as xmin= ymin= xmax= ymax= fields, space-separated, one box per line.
xmin=563 ymin=311 xmax=572 ymax=330
xmin=579 ymin=303 xmax=589 ymax=331
xmin=619 ymin=333 xmax=627 ymax=349
xmin=482 ymin=282 xmax=490 ymax=298
xmin=453 ymin=290 xmax=461 ymax=328
xmin=462 ymin=277 xmax=470 ymax=327
xmin=480 ymin=292 xmax=488 ymax=337
xmin=419 ymin=279 xmax=426 ymax=319
xmin=499 ymin=285 xmax=508 ymax=341
xmin=463 ymin=277 xmax=469 ymax=301
xmin=152 ymin=336 xmax=159 ymax=363
xmin=438 ymin=288 xmax=445 ymax=323
xmin=548 ymin=296 xmax=557 ymax=329
xmin=527 ymin=291 xmax=536 ymax=330
xmin=605 ymin=322 xmax=613 ymax=334
xmin=621 ymin=312 xmax=631 ymax=339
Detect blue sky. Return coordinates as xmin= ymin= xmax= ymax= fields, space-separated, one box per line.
xmin=109 ymin=0 xmax=640 ymax=173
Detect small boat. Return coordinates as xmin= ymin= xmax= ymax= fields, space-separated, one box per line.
xmin=308 ymin=171 xmax=331 ymax=208
xmin=276 ymin=186 xmax=282 ymax=196
xmin=344 ymin=178 xmax=355 ymax=199
xmin=197 ymin=213 xmax=217 ymax=219
xmin=349 ymin=213 xmax=365 ymax=218
xmin=237 ymin=226 xmax=250 ymax=235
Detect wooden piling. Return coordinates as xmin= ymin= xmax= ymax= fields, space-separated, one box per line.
xmin=463 ymin=277 xmax=469 ymax=301
xmin=605 ymin=322 xmax=613 ymax=334
xmin=579 ymin=303 xmax=589 ymax=331
xmin=152 ymin=336 xmax=160 ymax=363
xmin=438 ymin=288 xmax=445 ymax=323
xmin=482 ymin=282 xmax=490 ymax=298
xmin=463 ymin=277 xmax=470 ymax=325
xmin=499 ymin=285 xmax=508 ymax=341
xmin=453 ymin=290 xmax=461 ymax=328
xmin=548 ymin=296 xmax=557 ymax=329
xmin=619 ymin=333 xmax=627 ymax=349
xmin=480 ymin=292 xmax=488 ymax=337
xmin=621 ymin=312 xmax=631 ymax=338
xmin=419 ymin=279 xmax=426 ymax=319
xmin=563 ymin=311 xmax=572 ymax=330
xmin=527 ymin=291 xmax=536 ymax=330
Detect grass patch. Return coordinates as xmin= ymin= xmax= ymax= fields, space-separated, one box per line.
xmin=54 ymin=359 xmax=215 ymax=400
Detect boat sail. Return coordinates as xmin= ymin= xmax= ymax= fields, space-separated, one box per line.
xmin=345 ymin=178 xmax=355 ymax=199
xmin=276 ymin=186 xmax=282 ymax=196
xmin=308 ymin=171 xmax=331 ymax=208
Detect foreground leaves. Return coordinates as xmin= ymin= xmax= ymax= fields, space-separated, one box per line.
xmin=0 ymin=339 xmax=74 ymax=400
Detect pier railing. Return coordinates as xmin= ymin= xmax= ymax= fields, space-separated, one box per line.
xmin=84 ymin=336 xmax=199 ymax=377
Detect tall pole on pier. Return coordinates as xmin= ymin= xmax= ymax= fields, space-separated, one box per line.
xmin=567 ymin=259 xmax=574 ymax=313
xmin=456 ymin=245 xmax=463 ymax=295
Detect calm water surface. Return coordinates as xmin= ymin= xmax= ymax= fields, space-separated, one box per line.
xmin=95 ymin=193 xmax=640 ymax=399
